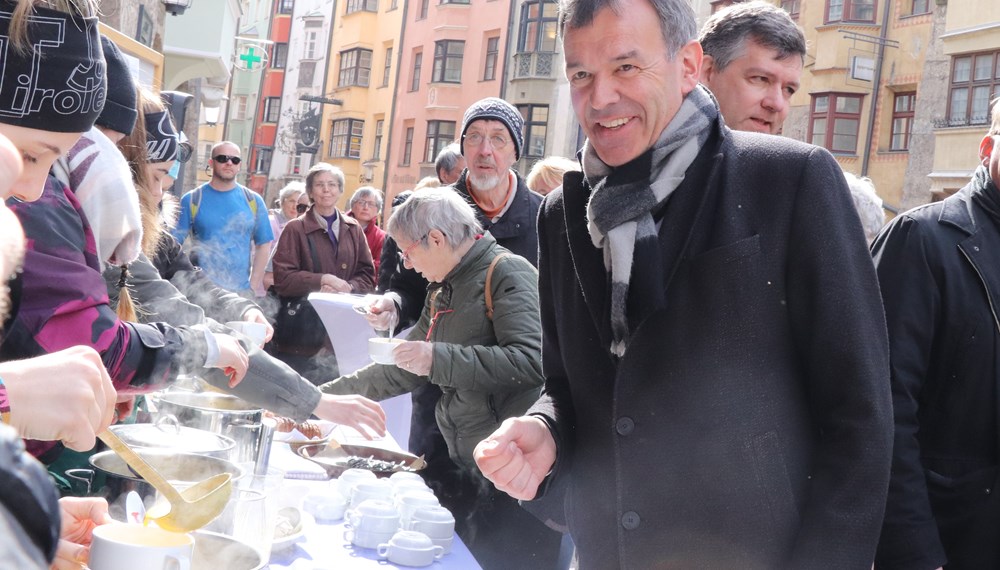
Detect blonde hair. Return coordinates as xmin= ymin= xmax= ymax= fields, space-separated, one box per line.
xmin=414 ymin=176 xmax=442 ymax=191
xmin=526 ymin=156 xmax=579 ymax=195
xmin=7 ymin=1 xmax=99 ymax=51
xmin=117 ymin=87 xmax=169 ymax=259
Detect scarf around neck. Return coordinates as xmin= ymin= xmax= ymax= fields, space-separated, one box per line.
xmin=583 ymin=84 xmax=718 ymax=356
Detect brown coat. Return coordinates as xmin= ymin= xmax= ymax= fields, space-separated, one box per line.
xmin=272 ymin=207 xmax=375 ymax=296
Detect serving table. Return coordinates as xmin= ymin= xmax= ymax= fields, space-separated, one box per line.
xmin=266 ymin=426 xmax=482 ymax=570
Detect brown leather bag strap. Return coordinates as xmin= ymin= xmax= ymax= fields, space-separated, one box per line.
xmin=485 ymin=253 xmax=511 ymax=320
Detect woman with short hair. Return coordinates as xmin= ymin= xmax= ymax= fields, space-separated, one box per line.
xmin=347 ymin=186 xmax=386 ymax=275
xmin=320 ymin=187 xmax=562 ymax=569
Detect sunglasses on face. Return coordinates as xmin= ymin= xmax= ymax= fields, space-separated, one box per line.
xmin=213 ymin=154 xmax=242 ymax=165
xmin=296 ymin=203 xmax=309 ymax=214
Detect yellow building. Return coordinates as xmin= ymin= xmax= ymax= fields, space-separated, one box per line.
xmin=319 ymin=0 xmax=403 ymax=210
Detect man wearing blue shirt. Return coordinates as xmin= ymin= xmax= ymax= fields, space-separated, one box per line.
xmin=173 ymin=141 xmax=273 ymax=295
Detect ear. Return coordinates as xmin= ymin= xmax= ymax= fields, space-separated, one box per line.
xmin=678 ymin=40 xmax=704 ymax=95
xmin=700 ymin=54 xmax=716 ymax=84
xmin=979 ymin=135 xmax=995 ymax=166
xmin=427 ymin=228 xmax=447 ymax=247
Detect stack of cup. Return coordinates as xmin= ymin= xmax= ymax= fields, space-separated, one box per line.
xmin=403 ymin=505 xmax=456 ymax=554
xmin=349 ymin=478 xmax=394 ymax=509
xmin=336 ymin=468 xmax=377 ymax=499
xmin=377 ymin=530 xmax=445 ymax=567
xmin=343 ymin=499 xmax=401 ymax=549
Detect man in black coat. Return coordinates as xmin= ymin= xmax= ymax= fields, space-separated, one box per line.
xmin=474 ymin=0 xmax=893 ymax=567
xmin=873 ymin=101 xmax=1000 ymax=570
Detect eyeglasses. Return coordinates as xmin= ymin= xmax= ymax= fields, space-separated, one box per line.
xmin=354 ymin=200 xmax=379 ymax=209
xmin=399 ymin=234 xmax=428 ymax=264
xmin=463 ymin=132 xmax=510 ymax=150
xmin=213 ymin=154 xmax=242 ymax=165
xmin=295 ymin=203 xmax=309 ymax=214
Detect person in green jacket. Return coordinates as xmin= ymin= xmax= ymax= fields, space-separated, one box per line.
xmin=320 ymin=187 xmax=562 ymax=569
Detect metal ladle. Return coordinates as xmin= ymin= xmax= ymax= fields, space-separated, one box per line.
xmin=98 ymin=430 xmax=233 ymax=532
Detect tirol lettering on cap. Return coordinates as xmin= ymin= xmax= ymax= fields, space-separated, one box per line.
xmin=0 ymin=1 xmax=107 ymax=133
xmin=145 ymin=111 xmax=179 ymax=163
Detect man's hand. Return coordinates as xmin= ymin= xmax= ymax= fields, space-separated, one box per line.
xmin=393 ymin=341 xmax=433 ymax=376
xmin=242 ymin=307 xmax=274 ymax=343
xmin=213 ymin=334 xmax=249 ymax=387
xmin=364 ymin=296 xmax=398 ymax=331
xmin=320 ymin=274 xmax=351 ymax=293
xmin=312 ymin=394 xmax=387 ymax=439
xmin=1 ymin=346 xmax=116 ymax=451
xmin=474 ymin=416 xmax=557 ymax=501
xmin=50 ymin=497 xmax=112 ymax=570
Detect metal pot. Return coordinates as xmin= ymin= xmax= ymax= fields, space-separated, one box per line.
xmin=65 ymin=449 xmax=244 ymax=524
xmin=109 ymin=421 xmax=236 ymax=460
xmin=152 ymin=391 xmax=263 ymax=463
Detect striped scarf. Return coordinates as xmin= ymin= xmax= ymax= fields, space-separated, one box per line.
xmin=584 ymin=85 xmax=718 ymax=356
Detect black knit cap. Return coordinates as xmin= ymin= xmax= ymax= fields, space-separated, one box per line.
xmin=461 ymin=97 xmax=524 ymax=160
xmin=96 ymin=36 xmax=138 ymax=136
xmin=0 ymin=1 xmax=106 ymax=133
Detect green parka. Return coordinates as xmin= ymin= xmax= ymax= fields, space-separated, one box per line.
xmin=320 ymin=233 xmax=543 ymax=469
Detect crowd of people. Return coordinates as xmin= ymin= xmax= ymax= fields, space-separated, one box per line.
xmin=2 ymin=0 xmax=999 ymax=569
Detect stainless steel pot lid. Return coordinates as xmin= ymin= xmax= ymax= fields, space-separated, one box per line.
xmin=110 ymin=422 xmax=236 ymax=455
xmin=155 ymin=391 xmax=262 ymax=412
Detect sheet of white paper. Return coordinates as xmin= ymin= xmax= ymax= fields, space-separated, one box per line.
xmin=308 ymin=292 xmax=413 ymax=449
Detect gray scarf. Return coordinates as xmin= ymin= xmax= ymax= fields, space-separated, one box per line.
xmin=583 ymin=85 xmax=718 ymax=356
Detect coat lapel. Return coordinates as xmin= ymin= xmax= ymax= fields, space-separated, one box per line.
xmin=561 ymin=171 xmax=613 ymax=349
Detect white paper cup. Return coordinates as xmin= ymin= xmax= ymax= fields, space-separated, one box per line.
xmin=225 ymin=321 xmax=267 ymax=346
xmin=88 ymin=524 xmax=193 ymax=570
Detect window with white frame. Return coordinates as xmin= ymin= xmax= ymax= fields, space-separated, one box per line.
xmin=330 ymin=119 xmax=364 ymax=158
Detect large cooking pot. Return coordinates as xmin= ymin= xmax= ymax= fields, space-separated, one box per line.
xmin=65 ymin=449 xmax=244 ymax=524
xmin=152 ymin=391 xmax=263 ymax=463
xmin=109 ymin=421 xmax=236 ymax=460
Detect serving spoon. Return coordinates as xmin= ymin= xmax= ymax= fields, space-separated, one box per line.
xmin=98 ymin=430 xmax=232 ymax=532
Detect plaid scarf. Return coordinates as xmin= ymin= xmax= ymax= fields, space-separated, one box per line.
xmin=583 ymin=85 xmax=718 ymax=356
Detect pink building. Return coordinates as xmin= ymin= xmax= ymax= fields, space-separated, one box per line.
xmin=384 ymin=0 xmax=510 ymax=204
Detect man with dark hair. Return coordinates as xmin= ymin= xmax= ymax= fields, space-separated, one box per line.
xmin=475 ymin=0 xmax=892 ymax=566
xmin=699 ymin=0 xmax=805 ymax=135
xmin=873 ymin=99 xmax=1000 ymax=570
xmin=434 ymin=143 xmax=465 ymax=185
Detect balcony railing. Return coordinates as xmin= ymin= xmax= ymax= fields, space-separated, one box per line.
xmin=513 ymin=52 xmax=556 ymax=79
xmin=933 ymin=115 xmax=990 ymax=129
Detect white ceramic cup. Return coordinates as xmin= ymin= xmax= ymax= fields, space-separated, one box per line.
xmin=368 ymin=337 xmax=404 ymax=365
xmin=345 ymin=499 xmax=400 ymax=534
xmin=394 ymin=490 xmax=440 ymax=524
xmin=404 ymin=505 xmax=455 ymax=539
xmin=390 ymin=478 xmax=432 ymax=497
xmin=431 ymin=534 xmax=454 ymax=555
xmin=377 ymin=530 xmax=445 ymax=567
xmin=88 ymin=524 xmax=194 ymax=570
xmin=388 ymin=471 xmax=426 ymax=485
xmin=225 ymin=321 xmax=267 ymax=346
xmin=343 ymin=527 xmax=396 ymax=550
xmin=303 ymin=491 xmax=348 ymax=522
xmin=350 ymin=479 xmax=394 ymax=509
xmin=336 ymin=468 xmax=377 ymax=499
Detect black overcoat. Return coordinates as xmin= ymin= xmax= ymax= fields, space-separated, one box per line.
xmin=528 ymin=121 xmax=893 ymax=569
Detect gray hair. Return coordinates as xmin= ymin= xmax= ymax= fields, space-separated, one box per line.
xmin=386 ymin=188 xmax=483 ymax=250
xmin=699 ymin=1 xmax=806 ymax=71
xmin=435 ymin=143 xmax=463 ymax=182
xmin=277 ymin=181 xmax=306 ymax=204
xmin=558 ymin=0 xmax=697 ymax=59
xmin=843 ymin=171 xmax=885 ymax=244
xmin=305 ymin=162 xmax=345 ymax=196
xmin=350 ymin=186 xmax=384 ymax=211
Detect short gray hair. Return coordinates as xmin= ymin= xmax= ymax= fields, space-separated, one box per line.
xmin=278 ymin=181 xmax=306 ymax=204
xmin=843 ymin=171 xmax=885 ymax=243
xmin=699 ymin=1 xmax=806 ymax=71
xmin=558 ymin=0 xmax=697 ymax=59
xmin=435 ymin=143 xmax=463 ymax=181
xmin=350 ymin=186 xmax=384 ymax=211
xmin=386 ymin=188 xmax=483 ymax=250
xmin=305 ymin=163 xmax=345 ymax=196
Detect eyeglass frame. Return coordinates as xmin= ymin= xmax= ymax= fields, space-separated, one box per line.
xmin=399 ymin=234 xmax=429 ymax=264
xmin=213 ymin=154 xmax=242 ymax=165
xmin=462 ymin=132 xmax=511 ymax=151
xmin=353 ymin=199 xmax=379 ymax=209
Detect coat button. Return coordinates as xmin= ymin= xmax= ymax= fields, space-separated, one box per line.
xmin=341 ymin=263 xmax=348 ymax=269
xmin=621 ymin=511 xmax=640 ymax=530
xmin=616 ymin=417 xmax=635 ymax=436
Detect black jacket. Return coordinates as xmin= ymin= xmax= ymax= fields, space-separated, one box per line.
xmin=873 ymin=168 xmax=1000 ymax=570
xmin=528 ymin=121 xmax=893 ymax=569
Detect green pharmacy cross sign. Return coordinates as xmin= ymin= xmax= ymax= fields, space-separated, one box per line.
xmin=237 ymin=45 xmax=268 ymax=71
